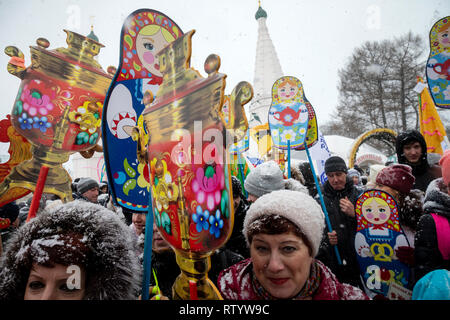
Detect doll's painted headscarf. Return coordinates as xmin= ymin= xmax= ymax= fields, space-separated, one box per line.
xmin=355 ymin=189 xmax=401 ymax=232
xmin=116 ymin=10 xmax=182 ymax=83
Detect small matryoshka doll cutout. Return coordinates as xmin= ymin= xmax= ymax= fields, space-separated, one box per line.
xmin=102 ymin=9 xmax=183 ymax=212
xmin=354 ymin=189 xmax=411 ymax=297
xmin=268 ymin=76 xmax=318 ymax=150
xmin=426 ymin=16 xmax=450 ymax=108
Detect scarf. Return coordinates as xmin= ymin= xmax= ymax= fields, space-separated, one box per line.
xmin=251 ymin=260 xmax=321 ymax=300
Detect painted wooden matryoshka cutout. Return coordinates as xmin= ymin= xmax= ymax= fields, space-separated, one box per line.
xmin=268 ymin=76 xmax=318 ymax=150
xmin=426 ymin=16 xmax=450 ymax=109
xmin=354 ymin=190 xmax=411 ymax=298
xmin=102 ymin=9 xmax=183 ymax=212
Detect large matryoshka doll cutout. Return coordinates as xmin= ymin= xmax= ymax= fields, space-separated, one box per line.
xmin=268 ymin=76 xmax=318 ymax=150
xmin=354 ymin=190 xmax=411 ymax=298
xmin=426 ymin=16 xmax=450 ymax=108
xmin=102 ymin=9 xmax=183 ymax=211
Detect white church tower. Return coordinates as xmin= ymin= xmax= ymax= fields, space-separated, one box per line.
xmin=248 ymin=3 xmax=283 ymax=128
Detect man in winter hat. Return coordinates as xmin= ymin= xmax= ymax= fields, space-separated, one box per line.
xmin=77 ymin=177 xmax=100 ymax=204
xmin=396 ymin=129 xmax=434 ymax=192
xmin=316 ymin=155 xmax=364 ymax=289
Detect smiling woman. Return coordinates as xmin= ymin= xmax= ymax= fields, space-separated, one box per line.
xmin=217 ymin=190 xmax=369 ymax=300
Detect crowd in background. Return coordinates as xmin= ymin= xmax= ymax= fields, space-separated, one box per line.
xmin=0 ymin=128 xmax=448 ymax=300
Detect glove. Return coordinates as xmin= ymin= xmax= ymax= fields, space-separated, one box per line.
xmin=395 ymin=246 xmax=415 ymax=266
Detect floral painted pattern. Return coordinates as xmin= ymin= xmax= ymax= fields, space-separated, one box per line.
xmin=32 ymin=116 xmax=52 ymax=133
xmin=155 ymin=207 xmax=171 ymax=234
xmin=220 ymin=189 xmax=229 ymax=219
xmin=69 ymin=101 xmax=102 ymax=145
xmin=192 ymin=205 xmax=210 ymax=233
xmin=19 ymin=113 xmax=33 ymax=130
xmin=20 ymin=80 xmax=55 ymax=116
xmin=191 ymin=164 xmax=225 ymax=211
xmin=209 ymin=209 xmax=224 ymax=238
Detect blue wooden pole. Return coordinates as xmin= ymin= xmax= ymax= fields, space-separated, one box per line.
xmin=304 ymin=143 xmax=343 ymax=266
xmin=141 ymin=191 xmax=154 ymax=300
xmin=287 ymin=140 xmax=291 ymax=178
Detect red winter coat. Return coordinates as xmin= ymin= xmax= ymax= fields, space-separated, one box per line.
xmin=217 ymin=258 xmax=369 ymax=300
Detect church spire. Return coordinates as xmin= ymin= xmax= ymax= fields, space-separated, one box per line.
xmin=249 ymin=1 xmax=283 ymax=128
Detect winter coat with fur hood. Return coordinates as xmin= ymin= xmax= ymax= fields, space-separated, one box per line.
xmin=0 ymin=201 xmax=142 ymax=300
xmin=413 ymin=178 xmax=450 ymax=284
xmin=217 ymin=258 xmax=368 ymax=300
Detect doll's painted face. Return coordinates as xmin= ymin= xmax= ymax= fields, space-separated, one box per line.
xmin=437 ymin=26 xmax=450 ymax=49
xmin=361 ymin=198 xmax=390 ymax=225
xmin=277 ymin=81 xmax=298 ymax=101
xmin=136 ymin=28 xmax=170 ymax=77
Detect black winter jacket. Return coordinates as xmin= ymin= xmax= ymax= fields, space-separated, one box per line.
xmin=396 ymin=130 xmax=435 ymax=193
xmin=413 ymin=178 xmax=450 ymax=284
xmin=315 ymin=178 xmax=364 ymax=288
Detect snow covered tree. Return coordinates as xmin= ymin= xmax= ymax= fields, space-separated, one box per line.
xmin=324 ymin=32 xmax=425 ymax=138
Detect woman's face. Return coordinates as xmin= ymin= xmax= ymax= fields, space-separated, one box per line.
xmin=250 ymin=232 xmax=313 ymax=299
xmin=24 ymin=263 xmax=86 ymax=300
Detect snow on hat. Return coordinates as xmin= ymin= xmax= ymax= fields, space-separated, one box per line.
xmin=244 ymin=161 xmax=285 ymax=198
xmin=376 ymin=164 xmax=415 ymax=194
xmin=243 ymin=190 xmax=325 ymax=257
xmin=347 ymin=168 xmax=360 ymax=178
xmin=77 ymin=177 xmax=99 ymax=195
xmin=440 ymin=149 xmax=450 ymax=185
xmin=324 ymin=156 xmax=348 ymax=174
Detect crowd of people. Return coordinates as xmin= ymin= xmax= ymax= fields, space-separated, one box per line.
xmin=0 ymin=128 xmax=448 ymax=300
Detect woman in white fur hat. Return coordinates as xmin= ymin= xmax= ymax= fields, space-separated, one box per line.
xmin=217 ymin=190 xmax=368 ymax=300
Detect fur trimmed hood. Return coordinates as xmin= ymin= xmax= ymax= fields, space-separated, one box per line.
xmin=423 ymin=178 xmax=450 ymax=219
xmin=0 ymin=201 xmax=141 ymax=300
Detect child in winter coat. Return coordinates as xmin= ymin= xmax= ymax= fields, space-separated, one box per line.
xmin=414 ymin=150 xmax=450 ymax=284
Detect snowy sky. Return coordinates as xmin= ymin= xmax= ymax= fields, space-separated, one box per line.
xmin=0 ymin=0 xmax=448 ymax=127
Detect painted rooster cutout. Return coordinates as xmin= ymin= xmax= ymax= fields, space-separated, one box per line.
xmin=0 ymin=115 xmax=32 ymax=206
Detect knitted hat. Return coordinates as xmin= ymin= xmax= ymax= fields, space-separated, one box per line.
xmin=243 ymin=190 xmax=325 ymax=257
xmin=440 ymin=149 xmax=450 ymax=185
xmin=77 ymin=178 xmax=99 ymax=195
xmin=324 ymin=156 xmax=348 ymax=174
xmin=244 ymin=161 xmax=285 ymax=198
xmin=375 ymin=164 xmax=415 ymax=194
xmin=347 ymin=168 xmax=361 ymax=179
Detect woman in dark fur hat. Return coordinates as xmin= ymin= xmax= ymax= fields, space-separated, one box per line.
xmin=0 ymin=200 xmax=141 ymax=300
